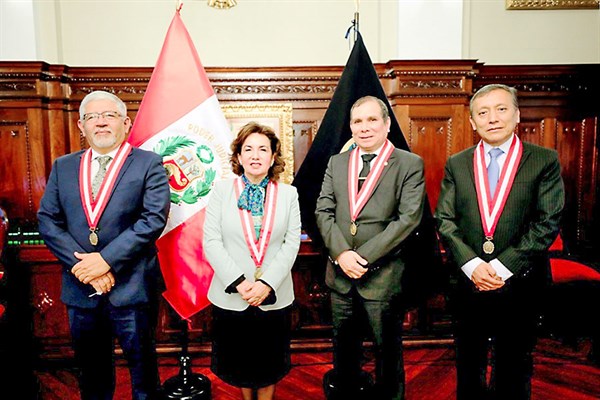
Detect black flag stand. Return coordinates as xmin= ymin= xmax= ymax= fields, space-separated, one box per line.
xmin=161 ymin=319 xmax=211 ymax=400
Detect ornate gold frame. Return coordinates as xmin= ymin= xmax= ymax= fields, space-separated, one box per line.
xmin=506 ymin=0 xmax=599 ymax=9
xmin=221 ymin=103 xmax=295 ymax=184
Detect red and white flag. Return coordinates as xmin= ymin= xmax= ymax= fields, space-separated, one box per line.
xmin=128 ymin=8 xmax=233 ymax=319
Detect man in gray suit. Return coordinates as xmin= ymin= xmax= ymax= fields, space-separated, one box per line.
xmin=435 ymin=84 xmax=564 ymax=400
xmin=316 ymin=96 xmax=426 ymax=399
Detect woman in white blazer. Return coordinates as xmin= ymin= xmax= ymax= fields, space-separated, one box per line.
xmin=203 ymin=122 xmax=301 ymax=400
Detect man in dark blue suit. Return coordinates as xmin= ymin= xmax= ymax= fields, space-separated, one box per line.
xmin=38 ymin=90 xmax=170 ymax=400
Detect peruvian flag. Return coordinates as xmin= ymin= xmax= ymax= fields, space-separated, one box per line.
xmin=128 ymin=8 xmax=233 ymax=319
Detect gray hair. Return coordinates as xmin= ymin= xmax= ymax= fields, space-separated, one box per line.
xmin=351 ymin=95 xmax=390 ymax=121
xmin=79 ymin=90 xmax=127 ymax=120
xmin=470 ymin=84 xmax=518 ymax=116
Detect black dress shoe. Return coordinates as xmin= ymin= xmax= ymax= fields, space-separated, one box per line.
xmin=323 ymin=368 xmax=374 ymax=400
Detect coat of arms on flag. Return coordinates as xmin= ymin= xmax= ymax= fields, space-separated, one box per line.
xmin=160 ymin=139 xmax=216 ymax=199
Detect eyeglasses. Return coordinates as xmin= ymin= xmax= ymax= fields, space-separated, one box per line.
xmin=82 ymin=111 xmax=122 ymax=122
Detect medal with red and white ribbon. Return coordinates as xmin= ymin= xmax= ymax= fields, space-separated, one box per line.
xmin=235 ymin=177 xmax=278 ymax=280
xmin=473 ymin=135 xmax=522 ymax=254
xmin=347 ymin=140 xmax=394 ymax=236
xmin=79 ymin=142 xmax=132 ymax=246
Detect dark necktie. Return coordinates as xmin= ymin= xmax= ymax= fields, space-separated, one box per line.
xmin=487 ymin=148 xmax=504 ymax=197
xmin=92 ymin=155 xmax=112 ymax=199
xmin=358 ymin=154 xmax=376 ymax=191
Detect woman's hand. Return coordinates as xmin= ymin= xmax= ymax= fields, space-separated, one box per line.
xmin=242 ymin=280 xmax=272 ymax=307
xmin=236 ymin=279 xmax=254 ymax=295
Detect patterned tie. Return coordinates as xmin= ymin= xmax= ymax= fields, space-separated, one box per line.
xmin=92 ymin=155 xmax=112 ymax=199
xmin=358 ymin=154 xmax=376 ymax=191
xmin=487 ymin=148 xmax=504 ymax=197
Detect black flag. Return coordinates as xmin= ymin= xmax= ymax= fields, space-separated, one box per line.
xmin=292 ymin=33 xmax=444 ymax=305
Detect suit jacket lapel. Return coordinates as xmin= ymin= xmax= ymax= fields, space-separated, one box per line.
xmin=464 ymin=146 xmax=477 ymax=189
xmin=339 ymin=152 xmax=351 ymax=205
xmin=515 ymin=143 xmax=531 ymax=176
xmin=106 ymin=151 xmax=135 ymax=202
xmin=371 ymin=150 xmax=397 ymax=194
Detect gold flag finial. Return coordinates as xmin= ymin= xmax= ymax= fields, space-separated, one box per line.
xmin=208 ymin=0 xmax=237 ymax=9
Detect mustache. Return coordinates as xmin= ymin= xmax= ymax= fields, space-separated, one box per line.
xmin=93 ymin=129 xmax=113 ymax=135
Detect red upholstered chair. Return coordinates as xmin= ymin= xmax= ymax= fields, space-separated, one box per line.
xmin=543 ymin=233 xmax=600 ymax=364
xmin=549 ymin=234 xmax=600 ymax=283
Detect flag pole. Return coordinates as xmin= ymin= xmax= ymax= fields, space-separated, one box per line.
xmin=161 ymin=319 xmax=211 ymax=399
xmin=353 ymin=12 xmax=359 ymax=43
xmin=354 ymin=0 xmax=359 ymax=42
xmin=152 ymin=6 xmax=211 ymax=398
xmin=345 ymin=13 xmax=360 ymax=45
xmin=345 ymin=2 xmax=359 ymax=45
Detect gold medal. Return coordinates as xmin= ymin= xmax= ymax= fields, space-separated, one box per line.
xmin=89 ymin=230 xmax=99 ymax=246
xmin=350 ymin=221 xmax=357 ymax=236
xmin=483 ymin=239 xmax=494 ymax=254
xmin=254 ymin=267 xmax=263 ymax=280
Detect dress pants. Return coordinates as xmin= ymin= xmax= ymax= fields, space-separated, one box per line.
xmin=331 ymin=287 xmax=406 ymax=400
xmin=454 ymin=279 xmax=539 ymax=400
xmin=67 ymin=298 xmax=160 ymax=400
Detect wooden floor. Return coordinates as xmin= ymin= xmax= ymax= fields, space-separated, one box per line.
xmin=34 ymin=337 xmax=600 ymax=400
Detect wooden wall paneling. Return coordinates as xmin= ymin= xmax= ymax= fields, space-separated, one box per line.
xmin=291 ymin=251 xmax=331 ymax=337
xmin=290 ymin=104 xmax=330 ymax=176
xmin=26 ymin=107 xmax=52 ymax=222
xmin=30 ymin=263 xmax=70 ymax=350
xmin=41 ymin=64 xmax=70 ymax=163
xmin=383 ymin=60 xmax=478 ymax=99
xmin=45 ymin=106 xmax=69 ymax=168
xmin=0 ymin=63 xmax=42 ymax=222
xmin=209 ymin=67 xmax=340 ymax=103
xmin=0 ymin=106 xmax=49 ymax=223
xmin=383 ymin=61 xmax=479 ymax=212
xmin=0 ymin=111 xmax=33 ymax=221
xmin=516 ymin=117 xmax=545 ymax=147
xmin=67 ymin=67 xmax=150 ymax=105
xmin=66 ymin=109 xmax=84 ymax=154
xmin=292 ymin=119 xmax=318 ymax=175
xmin=0 ymin=61 xmax=43 ymax=103
xmin=1 ymin=61 xmax=599 ymax=360
xmin=556 ymin=117 xmax=598 ymax=251
xmin=403 ymin=105 xmax=466 ymax=212
xmin=16 ymin=246 xmax=72 ymax=358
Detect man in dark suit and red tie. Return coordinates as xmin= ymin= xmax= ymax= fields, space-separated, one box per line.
xmin=38 ymin=90 xmax=170 ymax=400
xmin=435 ymin=84 xmax=565 ymax=400
xmin=316 ymin=96 xmax=426 ymax=400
